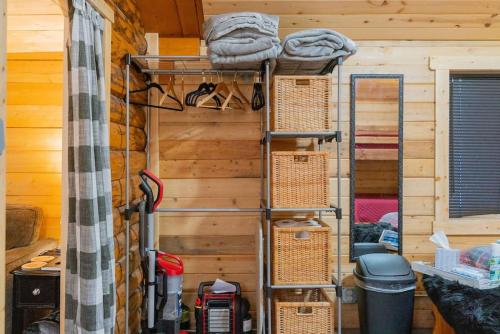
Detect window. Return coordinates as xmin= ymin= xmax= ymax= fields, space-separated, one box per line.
xmin=449 ymin=75 xmax=500 ymax=218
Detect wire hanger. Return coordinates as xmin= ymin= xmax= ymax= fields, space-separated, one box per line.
xmin=127 ymin=62 xmax=184 ymax=111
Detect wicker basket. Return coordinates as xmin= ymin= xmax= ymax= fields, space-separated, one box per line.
xmin=272 ymin=75 xmax=332 ymax=132
xmin=272 ymin=219 xmax=332 ymax=285
xmin=271 ymin=151 xmax=329 ymax=208
xmin=274 ymin=289 xmax=334 ymax=334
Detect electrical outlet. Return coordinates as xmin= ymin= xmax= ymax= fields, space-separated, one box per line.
xmin=342 ymin=287 xmax=358 ymax=304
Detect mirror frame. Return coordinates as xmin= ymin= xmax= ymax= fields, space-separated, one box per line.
xmin=349 ymin=74 xmax=404 ymax=262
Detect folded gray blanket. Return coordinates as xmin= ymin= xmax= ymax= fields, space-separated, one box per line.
xmin=204 ymin=12 xmax=281 ymax=65
xmin=208 ymin=36 xmax=282 ymax=65
xmin=280 ymin=28 xmax=357 ymax=61
xmin=203 ymin=12 xmax=279 ymax=42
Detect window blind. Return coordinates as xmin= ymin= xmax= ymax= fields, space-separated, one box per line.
xmin=449 ymin=75 xmax=500 ymax=218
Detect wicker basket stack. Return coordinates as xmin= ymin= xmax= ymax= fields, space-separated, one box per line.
xmin=270 ymin=75 xmax=334 ymax=333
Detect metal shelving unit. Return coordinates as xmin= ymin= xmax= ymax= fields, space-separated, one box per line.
xmin=124 ymin=54 xmax=344 ymax=334
xmin=261 ymin=58 xmax=344 ymax=334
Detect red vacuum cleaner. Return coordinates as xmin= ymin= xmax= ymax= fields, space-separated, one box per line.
xmin=140 ymin=170 xmax=187 ymax=334
xmin=139 ymin=169 xmax=185 ymax=334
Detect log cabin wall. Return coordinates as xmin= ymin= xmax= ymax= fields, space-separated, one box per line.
xmin=5 ymin=0 xmax=65 ymax=240
xmin=105 ymin=0 xmax=148 ymax=332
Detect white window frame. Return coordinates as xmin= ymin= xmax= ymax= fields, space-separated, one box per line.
xmin=431 ymin=56 xmax=500 ymax=235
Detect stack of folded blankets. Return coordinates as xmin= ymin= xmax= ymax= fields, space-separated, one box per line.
xmin=203 ymin=12 xmax=282 ymax=68
xmin=277 ymin=28 xmax=357 ymax=74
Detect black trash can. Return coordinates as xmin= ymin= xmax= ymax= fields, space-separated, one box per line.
xmin=354 ymin=253 xmax=416 ymax=334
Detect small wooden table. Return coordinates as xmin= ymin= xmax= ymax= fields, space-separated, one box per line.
xmin=432 ymin=304 xmax=456 ymax=334
xmin=11 ymin=256 xmax=60 ymax=334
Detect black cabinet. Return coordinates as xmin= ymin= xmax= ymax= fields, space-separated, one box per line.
xmin=12 ymin=269 xmax=60 ymax=334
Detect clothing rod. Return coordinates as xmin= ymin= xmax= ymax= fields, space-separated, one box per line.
xmin=140 ymin=69 xmax=260 ymax=75
xmin=131 ymin=55 xmax=210 ymax=60
xmin=156 ymin=208 xmax=263 ymax=213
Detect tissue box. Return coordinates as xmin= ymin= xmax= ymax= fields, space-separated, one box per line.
xmin=435 ymin=248 xmax=460 ymax=272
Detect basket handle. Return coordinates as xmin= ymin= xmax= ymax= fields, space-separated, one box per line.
xmin=293 ymin=154 xmax=309 ymax=163
xmin=295 ymin=79 xmax=311 ymax=86
xmin=296 ymin=306 xmax=314 ymax=316
xmin=294 ymin=231 xmax=311 ymax=240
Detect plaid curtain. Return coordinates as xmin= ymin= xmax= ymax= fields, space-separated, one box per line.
xmin=66 ymin=0 xmax=115 ymax=332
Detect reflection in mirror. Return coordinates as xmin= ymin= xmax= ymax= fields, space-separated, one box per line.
xmin=349 ymin=75 xmax=403 ymax=261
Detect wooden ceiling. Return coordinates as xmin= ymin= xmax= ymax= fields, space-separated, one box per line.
xmin=202 ymin=1 xmax=500 ymax=40
xmin=137 ymin=0 xmax=204 ymax=37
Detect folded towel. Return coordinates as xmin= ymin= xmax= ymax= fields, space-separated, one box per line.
xmin=204 ymin=12 xmax=279 ymax=42
xmin=280 ymin=28 xmax=357 ymax=61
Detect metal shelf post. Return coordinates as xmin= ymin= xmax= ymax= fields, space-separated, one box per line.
xmin=337 ymin=57 xmax=343 ymax=334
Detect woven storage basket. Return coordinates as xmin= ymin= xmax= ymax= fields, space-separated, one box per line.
xmin=272 ymin=75 xmax=332 ymax=132
xmin=271 ymin=151 xmax=329 ymax=208
xmin=274 ymin=289 xmax=334 ymax=334
xmin=272 ymin=219 xmax=332 ymax=285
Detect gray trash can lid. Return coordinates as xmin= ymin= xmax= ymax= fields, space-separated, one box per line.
xmin=354 ymin=253 xmax=416 ymax=286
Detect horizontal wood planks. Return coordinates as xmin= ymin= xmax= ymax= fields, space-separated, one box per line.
xmin=6 ymin=0 xmax=64 ymax=53
xmin=6 ymin=52 xmax=64 ymax=239
xmin=203 ymin=1 xmax=500 ymax=40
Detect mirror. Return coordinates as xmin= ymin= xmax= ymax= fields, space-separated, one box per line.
xmin=349 ymin=75 xmax=404 ymax=261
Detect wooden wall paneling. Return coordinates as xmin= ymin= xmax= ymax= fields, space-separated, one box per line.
xmin=203 ymin=1 xmax=500 ymax=16
xmin=203 ymin=1 xmax=500 ymax=40
xmin=6 ymin=53 xmax=64 ymax=239
xmin=0 ymin=0 xmax=6 ymax=329
xmin=156 ymin=37 xmax=260 ymax=330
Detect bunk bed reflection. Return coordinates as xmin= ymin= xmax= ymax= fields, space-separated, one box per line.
xmin=350 ymin=74 xmax=404 ymax=260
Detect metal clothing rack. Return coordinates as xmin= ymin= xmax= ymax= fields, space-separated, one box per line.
xmin=123 ymin=54 xmax=344 ymax=334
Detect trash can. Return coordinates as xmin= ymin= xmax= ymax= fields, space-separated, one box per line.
xmin=354 ymin=253 xmax=416 ymax=334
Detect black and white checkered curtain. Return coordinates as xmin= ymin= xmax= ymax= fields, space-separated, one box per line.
xmin=66 ymin=0 xmax=115 ymax=332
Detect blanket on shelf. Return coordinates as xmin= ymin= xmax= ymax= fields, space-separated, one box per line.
xmin=277 ymin=28 xmax=357 ymax=74
xmin=203 ymin=12 xmax=282 ymax=66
